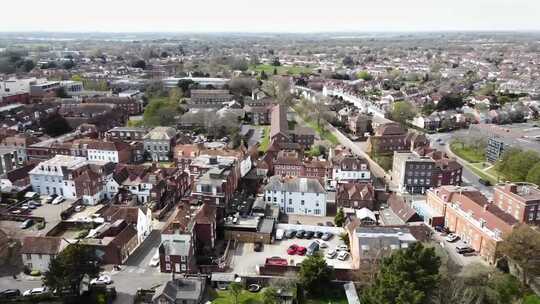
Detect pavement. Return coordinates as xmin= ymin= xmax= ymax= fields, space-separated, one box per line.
xmin=431 ymin=230 xmax=486 ymax=267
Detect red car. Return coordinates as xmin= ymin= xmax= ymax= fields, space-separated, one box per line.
xmin=287 ymin=244 xmax=306 ymax=255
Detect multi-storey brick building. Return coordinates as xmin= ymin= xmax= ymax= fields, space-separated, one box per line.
xmin=493 ymin=183 xmax=540 ymax=225
xmin=336 ymin=182 xmax=375 ymax=210
xmin=366 ymin=122 xmax=429 ymax=154
xmin=426 ymin=186 xmax=518 ymax=263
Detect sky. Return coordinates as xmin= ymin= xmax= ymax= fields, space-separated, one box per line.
xmin=1 ymin=0 xmax=539 ymax=33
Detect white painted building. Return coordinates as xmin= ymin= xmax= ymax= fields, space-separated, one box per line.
xmin=264 ymin=176 xmax=327 ymax=216
xmin=21 ymin=237 xmax=68 ymax=272
xmin=332 ymin=156 xmax=371 ymax=186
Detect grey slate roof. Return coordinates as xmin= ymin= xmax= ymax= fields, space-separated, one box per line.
xmin=152 ymin=277 xmax=204 ymax=302
xmin=265 ymin=176 xmax=326 ymax=194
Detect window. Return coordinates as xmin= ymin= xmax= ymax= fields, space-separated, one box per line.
xmin=289 ymin=199 xmax=292 ymax=204
xmin=165 ymin=263 xmax=171 ymax=271
xmin=301 ymin=200 xmax=305 ymax=205
xmin=26 ymin=254 xmax=31 ymax=260
xmin=165 ymin=255 xmax=170 ymax=262
xmin=314 ymin=209 xmax=321 ymax=215
xmin=38 ymin=254 xmax=42 ymax=260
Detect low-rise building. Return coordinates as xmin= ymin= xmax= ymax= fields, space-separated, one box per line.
xmin=106 ymin=127 xmax=149 ymax=141
xmin=264 ymin=176 xmax=327 ymax=216
xmin=143 ymin=127 xmax=178 ymax=162
xmin=21 ymin=236 xmax=68 ymax=272
xmin=152 ymin=277 xmax=206 ymax=304
xmin=366 ymin=122 xmax=429 ymax=154
xmin=331 ymin=155 xmax=371 ymax=186
xmin=336 ymin=182 xmax=375 ymax=210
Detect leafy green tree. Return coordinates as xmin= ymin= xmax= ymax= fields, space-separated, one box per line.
xmin=499 ymin=224 xmax=540 ymax=285
xmin=527 ymin=162 xmax=540 ymax=186
xmin=334 ymin=208 xmax=345 ymax=227
xmin=362 ymin=243 xmax=441 ymax=304
xmin=390 ymin=101 xmax=417 ymax=124
xmin=43 ymin=244 xmax=100 ymax=295
xmin=131 ymin=59 xmax=146 ymax=69
xmin=497 ymin=150 xmax=540 ymax=182
xmin=262 ymin=287 xmax=279 ymax=304
xmin=421 ymin=102 xmax=436 ymax=116
xmin=228 ymin=282 xmax=242 ymax=304
xmin=298 ymin=254 xmax=334 ymax=296
xmin=436 ymin=94 xmax=464 ymax=111
xmin=357 ymin=70 xmax=374 ymax=81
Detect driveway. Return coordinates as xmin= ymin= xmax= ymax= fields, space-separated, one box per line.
xmin=125 ymin=230 xmax=161 ymax=267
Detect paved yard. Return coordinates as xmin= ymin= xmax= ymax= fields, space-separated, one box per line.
xmin=230 ymin=234 xmax=352 ymax=276
xmin=431 ymin=231 xmax=486 ymax=267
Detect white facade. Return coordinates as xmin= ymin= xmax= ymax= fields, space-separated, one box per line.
xmin=87 ymin=148 xmax=119 ymax=163
xmin=265 ymin=177 xmax=327 ymax=216
xmin=136 ymin=208 xmax=153 ymax=244
xmin=29 ymin=156 xmax=87 ymax=199
xmin=332 ymin=166 xmax=370 ymax=185
xmin=22 ymin=253 xmax=54 ymax=272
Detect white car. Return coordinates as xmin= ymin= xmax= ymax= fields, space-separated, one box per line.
xmin=336 ymin=244 xmax=349 ymax=252
xmin=275 ymin=229 xmax=284 ymax=240
xmin=315 ymin=239 xmax=328 ymax=248
xmin=90 ymin=275 xmax=112 ymax=286
xmin=445 ymin=233 xmax=459 ymax=242
xmin=149 ymin=251 xmax=160 ymax=267
xmin=23 ymin=287 xmax=47 ymax=296
xmin=337 ymin=251 xmax=350 ymax=261
xmin=52 ymin=196 xmax=65 ymax=205
xmin=325 ymin=249 xmax=337 ymax=259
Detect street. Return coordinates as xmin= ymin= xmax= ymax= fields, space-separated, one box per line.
xmin=426 ymin=131 xmax=494 ymax=198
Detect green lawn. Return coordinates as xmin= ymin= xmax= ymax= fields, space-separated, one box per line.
xmin=450 ymin=141 xmax=485 ymax=163
xmin=249 ymin=64 xmax=313 ymax=76
xmin=211 ymin=290 xmax=264 ymax=304
xmin=293 ymin=105 xmax=339 ymax=146
xmin=258 ymin=127 xmax=271 ymax=152
xmin=305 ymin=289 xmax=348 ymax=304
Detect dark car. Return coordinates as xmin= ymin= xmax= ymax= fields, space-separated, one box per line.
xmin=296 ymin=230 xmax=306 ymax=238
xmin=321 ymin=232 xmax=334 ymax=241
xmin=0 ymin=289 xmax=21 ymax=299
xmin=285 ymin=230 xmax=296 ymax=238
xmin=314 ymin=231 xmax=323 ymax=238
xmin=325 ymin=221 xmax=335 ymax=227
xmin=304 ymin=231 xmax=314 ymax=239
xmin=254 ymin=242 xmax=263 ymax=252
xmin=478 ymin=178 xmax=491 ymax=186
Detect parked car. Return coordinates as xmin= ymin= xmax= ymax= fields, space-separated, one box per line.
xmin=307 ymin=242 xmax=320 ymax=256
xmin=247 ymin=284 xmax=261 ymax=293
xmin=337 ymin=251 xmax=350 ymax=261
xmin=90 ymin=275 xmax=112 ymax=286
xmin=445 ymin=233 xmax=459 ymax=242
xmin=321 ymin=232 xmax=334 ymax=241
xmin=254 ymin=242 xmax=263 ymax=252
xmin=75 ymin=205 xmax=85 ymax=212
xmin=325 ymin=249 xmax=337 ymax=259
xmin=43 ymin=196 xmax=55 ymax=204
xmin=325 ymin=221 xmax=335 ymax=227
xmin=304 ymin=231 xmax=314 ymax=239
xmin=336 ymin=244 xmax=349 ymax=252
xmin=315 ymin=240 xmax=328 ymax=248
xmin=23 ymin=287 xmax=47 ymax=296
xmin=52 ymin=195 xmax=65 ymax=205
xmin=296 ymin=230 xmax=306 ymax=239
xmin=19 ymin=219 xmax=34 ymax=229
xmin=456 ymin=246 xmax=475 ymax=254
xmin=478 ymin=179 xmax=491 ymax=186
xmin=287 ymin=244 xmax=306 ymax=255
xmin=285 ymin=230 xmax=296 ymax=239
xmin=149 ymin=251 xmax=160 ymax=267
xmin=275 ymin=229 xmax=285 ymax=240
xmin=0 ymin=289 xmax=21 ymax=299
xmin=314 ymin=231 xmax=323 ymax=238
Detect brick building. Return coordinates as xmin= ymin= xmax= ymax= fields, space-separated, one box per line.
xmin=493 ymin=183 xmax=540 ymax=225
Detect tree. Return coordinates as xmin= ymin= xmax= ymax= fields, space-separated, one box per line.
xmin=262 ymin=287 xmax=279 ymax=304
xmin=342 ymin=56 xmax=354 ymax=67
xmin=177 ymin=79 xmax=196 ymax=97
xmin=262 ymin=76 xmax=292 ymax=106
xmin=230 ymin=57 xmax=249 ymax=71
xmin=43 ymin=244 xmax=100 ymax=296
xmin=421 ymin=102 xmax=435 ymax=116
xmin=131 ymin=59 xmax=146 ymax=69
xmin=526 ymin=162 xmax=540 ymax=186
xmin=228 ymin=282 xmax=242 ymax=304
xmin=298 ymin=254 xmax=334 ymax=296
xmin=362 ymin=242 xmax=441 ymax=304
xmin=436 ymin=94 xmax=464 ymax=111
xmin=62 ymin=60 xmax=75 ymax=70
xmin=335 ymin=208 xmax=345 ymax=227
xmin=40 ymin=113 xmax=73 ymax=137
xmin=357 ymin=70 xmax=373 ymax=81
xmin=250 ymin=54 xmax=260 ymax=66
xmin=497 ymin=150 xmax=540 ymax=182
xmin=390 ymin=101 xmax=417 ymax=124
xmin=228 ymin=77 xmax=259 ymax=96
xmin=271 ymin=57 xmax=281 ymax=66
xmin=499 ymin=224 xmax=540 ymax=285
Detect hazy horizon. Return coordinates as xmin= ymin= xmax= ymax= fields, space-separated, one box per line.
xmin=2 ymin=0 xmax=540 ymax=33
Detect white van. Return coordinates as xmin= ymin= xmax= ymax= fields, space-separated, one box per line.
xmin=275 ymin=229 xmax=284 ymax=240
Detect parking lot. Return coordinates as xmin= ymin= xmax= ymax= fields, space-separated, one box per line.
xmin=431 ymin=231 xmax=486 ymax=267
xmin=231 ymin=225 xmax=352 ymax=276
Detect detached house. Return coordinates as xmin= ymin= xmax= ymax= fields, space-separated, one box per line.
xmin=21 ymin=236 xmax=68 ymax=272
xmin=143 ymin=127 xmax=178 ymax=162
